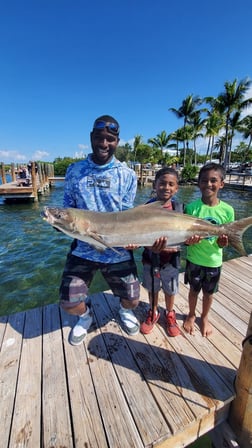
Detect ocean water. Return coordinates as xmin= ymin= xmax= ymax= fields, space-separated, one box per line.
xmin=1 ymin=180 xmax=252 ymax=317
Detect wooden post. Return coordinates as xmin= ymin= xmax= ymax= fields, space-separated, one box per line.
xmin=229 ymin=311 xmax=252 ymax=447
xmin=31 ymin=162 xmax=38 ymax=202
xmin=11 ymin=163 xmax=16 ymax=181
xmin=0 ymin=162 xmax=6 ymax=184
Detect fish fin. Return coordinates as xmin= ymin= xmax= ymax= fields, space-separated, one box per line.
xmin=141 ymin=201 xmax=164 ymax=208
xmin=224 ymin=216 xmax=252 ymax=256
xmin=88 ymin=231 xmax=121 ymax=255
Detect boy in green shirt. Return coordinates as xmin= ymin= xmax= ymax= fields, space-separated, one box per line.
xmin=183 ymin=163 xmax=234 ymax=337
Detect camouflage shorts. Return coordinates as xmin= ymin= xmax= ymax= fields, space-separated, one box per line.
xmin=142 ymin=263 xmax=179 ymax=295
xmin=59 ymin=254 xmax=140 ymax=307
xmin=184 ymin=260 xmax=221 ymax=294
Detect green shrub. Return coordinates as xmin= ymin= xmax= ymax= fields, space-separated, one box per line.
xmin=181 ymin=164 xmax=198 ymax=182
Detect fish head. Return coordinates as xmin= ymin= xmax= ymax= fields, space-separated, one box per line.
xmin=42 ymin=206 xmax=90 ymax=235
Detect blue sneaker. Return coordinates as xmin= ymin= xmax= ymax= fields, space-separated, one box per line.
xmin=69 ymin=307 xmax=93 ymax=345
xmin=119 ymin=306 xmax=139 ymax=336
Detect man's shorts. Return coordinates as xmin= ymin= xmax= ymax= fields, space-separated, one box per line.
xmin=59 ymin=253 xmax=140 ymax=307
xmin=184 ymin=260 xmax=221 ymax=294
xmin=142 ymin=263 xmax=179 ymax=296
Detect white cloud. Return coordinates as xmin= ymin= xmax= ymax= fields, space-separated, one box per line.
xmin=74 ymin=143 xmax=90 ymax=159
xmin=31 ymin=150 xmax=50 ymax=160
xmin=243 ymin=86 xmax=252 ymax=116
xmin=78 ymin=143 xmax=89 ymax=151
xmin=119 ymin=138 xmax=134 ymax=147
xmin=0 ymin=150 xmax=27 ymax=162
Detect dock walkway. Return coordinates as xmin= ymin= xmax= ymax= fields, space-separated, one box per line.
xmin=1 ymin=256 xmax=251 ymax=447
xmin=0 ymin=162 xmax=54 ymax=201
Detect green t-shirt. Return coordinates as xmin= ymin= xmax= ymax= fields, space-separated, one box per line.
xmin=184 ymin=198 xmax=235 ymax=267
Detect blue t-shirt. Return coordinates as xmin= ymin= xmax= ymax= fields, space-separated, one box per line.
xmin=63 ymin=154 xmax=137 ymax=263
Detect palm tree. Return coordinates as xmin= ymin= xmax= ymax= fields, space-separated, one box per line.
xmin=169 ymin=94 xmax=202 ymax=166
xmin=204 ymin=110 xmax=224 ymax=163
xmin=237 ymin=115 xmax=252 ymax=151
xmin=215 ymin=78 xmax=252 ymax=168
xmin=169 ymin=128 xmax=184 ymax=158
xmin=213 ymin=136 xmax=226 ymax=163
xmin=189 ymin=111 xmax=206 ymax=164
xmin=148 ymin=130 xmax=171 ymax=155
xmin=204 ymin=96 xmax=225 ymax=163
xmin=133 ymin=134 xmax=143 ymax=162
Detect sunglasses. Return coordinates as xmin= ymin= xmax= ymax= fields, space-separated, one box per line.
xmin=93 ymin=120 xmax=119 ymax=135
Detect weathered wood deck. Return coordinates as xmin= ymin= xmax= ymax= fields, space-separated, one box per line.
xmin=1 ymin=256 xmax=251 ymax=448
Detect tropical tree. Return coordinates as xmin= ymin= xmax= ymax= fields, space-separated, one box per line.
xmin=133 ymin=134 xmax=143 ymax=162
xmin=134 ymin=144 xmax=153 ymax=164
xmin=116 ymin=143 xmax=132 ymax=162
xmin=215 ymin=77 xmax=252 ymax=168
xmin=237 ymin=115 xmax=252 ymax=151
xmin=213 ymin=136 xmax=225 ymax=163
xmin=189 ymin=111 xmax=206 ymax=164
xmin=169 ymin=128 xmax=185 ymax=159
xmin=232 ymin=141 xmax=251 ymax=165
xmin=147 ymin=130 xmax=171 ymax=155
xmin=169 ymin=94 xmax=202 ymax=166
xmin=204 ymin=97 xmax=225 ymax=163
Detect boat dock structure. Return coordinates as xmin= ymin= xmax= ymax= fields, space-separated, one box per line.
xmin=1 ymin=255 xmax=251 ymax=447
xmin=0 ymin=162 xmax=55 ymax=202
xmin=1 ymin=162 xmax=252 ymax=203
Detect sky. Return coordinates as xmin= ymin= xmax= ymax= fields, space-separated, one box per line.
xmin=1 ymin=0 xmax=252 ymax=164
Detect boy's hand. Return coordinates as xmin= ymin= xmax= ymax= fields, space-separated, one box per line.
xmin=125 ymin=244 xmax=139 ymax=250
xmin=216 ymin=234 xmax=228 ymax=248
xmin=185 ymin=235 xmax=202 ymax=245
xmin=150 ymin=236 xmax=168 ymax=253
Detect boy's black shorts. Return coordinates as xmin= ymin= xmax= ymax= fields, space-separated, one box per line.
xmin=184 ymin=260 xmax=221 ymax=294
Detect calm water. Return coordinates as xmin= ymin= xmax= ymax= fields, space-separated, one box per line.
xmin=1 ymin=180 xmax=252 ymax=316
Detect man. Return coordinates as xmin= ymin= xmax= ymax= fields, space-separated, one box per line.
xmin=60 ymin=115 xmax=140 ymax=345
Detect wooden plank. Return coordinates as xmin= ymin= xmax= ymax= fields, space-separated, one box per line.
xmin=218 ymin=275 xmax=252 ymax=311
xmin=0 ymin=256 xmax=249 ymax=448
xmin=221 ymin=261 xmax=252 ymax=287
xmin=0 ymin=313 xmax=25 ymax=448
xmin=9 ymin=308 xmax=42 ymax=448
xmin=0 ymin=315 xmax=7 ymax=344
xmin=88 ymin=292 xmax=163 ymax=447
xmin=177 ymin=280 xmax=248 ymax=343
xmin=60 ymin=309 xmax=110 ymax=448
xmin=98 ymin=292 xmax=232 ymax=445
xmin=132 ymin=300 xmax=216 ymax=420
xmin=42 ymin=304 xmax=73 ymax=447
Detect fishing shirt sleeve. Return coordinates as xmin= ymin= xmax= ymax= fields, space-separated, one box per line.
xmin=63 ymin=163 xmax=78 ymax=208
xmin=121 ymin=169 xmax=137 ymax=209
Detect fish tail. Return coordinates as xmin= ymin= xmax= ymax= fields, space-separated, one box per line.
xmin=224 ymin=216 xmax=252 ymax=256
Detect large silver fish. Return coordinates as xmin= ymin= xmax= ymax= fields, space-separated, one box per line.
xmin=42 ymin=202 xmax=252 ymax=256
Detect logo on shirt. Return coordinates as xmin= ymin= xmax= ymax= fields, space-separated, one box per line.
xmin=87 ymin=176 xmax=111 ymax=189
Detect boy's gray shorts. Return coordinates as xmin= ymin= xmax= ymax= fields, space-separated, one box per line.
xmin=142 ymin=263 xmax=179 ymax=295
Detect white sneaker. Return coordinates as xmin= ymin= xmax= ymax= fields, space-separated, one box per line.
xmin=119 ymin=306 xmax=139 ymax=336
xmin=69 ymin=306 xmax=93 ymax=345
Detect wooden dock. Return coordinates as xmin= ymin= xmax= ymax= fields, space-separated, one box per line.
xmin=0 ymin=162 xmax=54 ymax=201
xmin=1 ymin=256 xmax=251 ymax=447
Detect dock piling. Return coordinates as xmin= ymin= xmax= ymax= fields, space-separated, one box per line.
xmin=229 ymin=311 xmax=252 ymax=447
